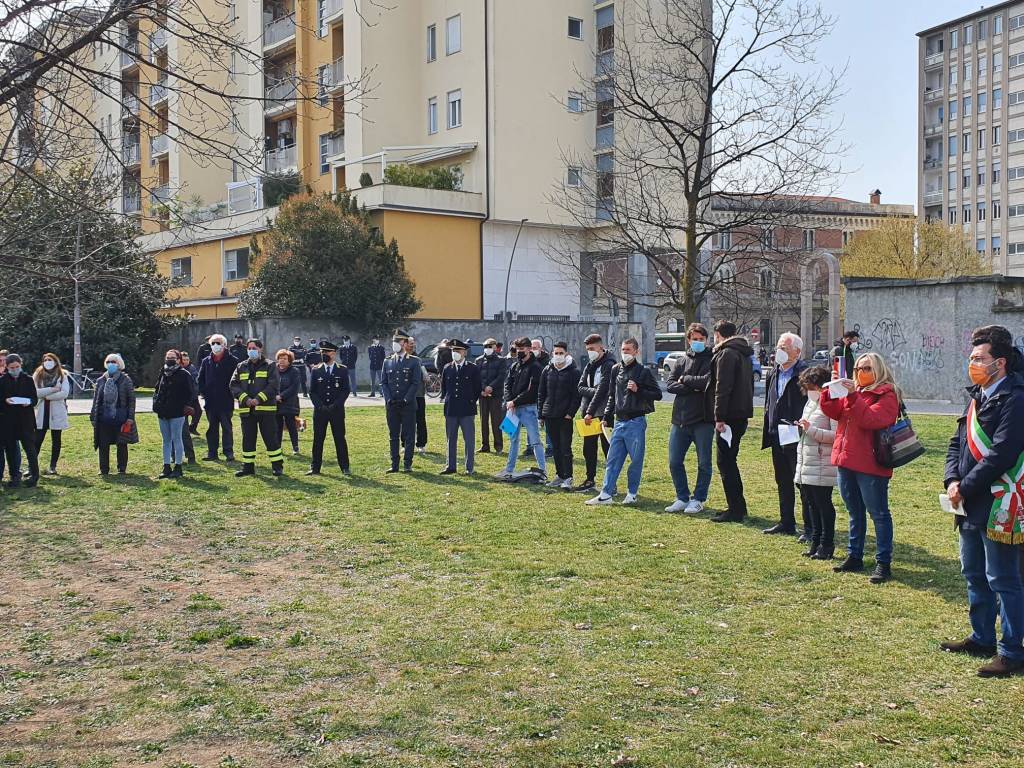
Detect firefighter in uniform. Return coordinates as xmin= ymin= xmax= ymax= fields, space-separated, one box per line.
xmin=307 ymin=341 xmax=351 ymax=476
xmin=229 ymin=338 xmax=284 ymax=477
xmin=381 ymin=329 xmax=422 ymax=472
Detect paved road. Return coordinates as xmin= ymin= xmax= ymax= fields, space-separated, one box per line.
xmin=66 ymin=393 xmax=393 ymax=415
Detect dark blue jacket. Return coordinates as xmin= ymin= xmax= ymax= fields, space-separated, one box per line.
xmin=197 ymin=353 xmax=238 ymax=412
xmin=304 ymin=349 xmax=323 ymax=368
xmin=368 ymin=343 xmax=386 ymax=371
xmin=945 ymin=373 xmax=1024 ymax=527
xmin=441 ymin=361 xmax=481 ymax=418
xmin=476 ymin=352 xmax=508 ymax=394
xmin=339 ymin=344 xmax=358 ymax=369
xmin=309 ymin=362 xmax=350 ymax=411
xmin=382 ymin=353 xmax=422 ymax=405
xmin=762 ymin=359 xmax=809 ymax=449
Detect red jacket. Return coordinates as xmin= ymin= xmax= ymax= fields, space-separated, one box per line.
xmin=819 ymin=383 xmax=899 ymax=478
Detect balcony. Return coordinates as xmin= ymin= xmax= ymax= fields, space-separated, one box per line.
xmin=923 ymin=157 xmax=943 ymax=170
xmin=150 ymin=28 xmax=168 ymax=55
xmin=150 ymin=185 xmax=172 ymax=208
xmin=923 ymin=122 xmax=944 ymax=137
xmin=121 ymin=92 xmax=139 ymax=115
xmin=323 ymin=0 xmax=343 ymax=25
xmin=323 ymin=57 xmax=345 ymax=92
xmin=123 ymin=192 xmax=142 ymax=213
xmin=265 ymin=144 xmax=297 ymax=174
xmin=263 ymin=13 xmax=296 ymax=52
xmin=923 ymin=86 xmax=944 ymax=103
xmin=120 ymin=39 xmax=139 ymax=69
xmin=122 ymin=142 xmax=140 ymax=165
xmin=924 ymin=52 xmax=943 ymax=69
xmin=150 ymin=132 xmax=169 ymax=156
xmin=923 ymin=190 xmax=943 ymax=206
xmin=351 ymin=183 xmax=486 ymax=218
xmin=227 ymin=178 xmax=263 ymax=214
xmin=149 ymin=79 xmax=168 ymax=106
xmin=264 ymin=77 xmax=298 ymax=112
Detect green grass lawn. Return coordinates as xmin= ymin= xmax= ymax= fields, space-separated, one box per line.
xmin=1 ymin=406 xmax=1022 ymax=768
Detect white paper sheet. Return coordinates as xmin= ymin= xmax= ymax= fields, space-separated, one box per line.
xmin=6 ymin=396 xmax=31 ymax=406
xmin=827 ymin=380 xmax=849 ymax=399
xmin=720 ymin=424 xmax=733 ymax=447
xmin=778 ymin=423 xmax=800 ymax=446
xmin=939 ymin=493 xmax=966 ymax=517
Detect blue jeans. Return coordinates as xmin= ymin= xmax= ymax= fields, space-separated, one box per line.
xmin=601 ymin=417 xmax=647 ymax=497
xmin=504 ymin=405 xmax=545 ymax=473
xmin=960 ymin=522 xmax=1024 ymax=661
xmin=668 ymin=422 xmax=714 ymax=502
xmin=836 ymin=467 xmax=893 ymax=565
xmin=159 ymin=416 xmax=186 ymax=465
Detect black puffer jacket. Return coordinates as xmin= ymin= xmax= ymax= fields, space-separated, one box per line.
xmin=276 ymin=365 xmax=302 ymax=416
xmin=578 ymin=352 xmax=616 ymax=419
xmin=603 ymin=360 xmax=663 ymax=422
xmin=153 ymin=365 xmax=195 ymax=419
xmin=666 ymin=348 xmax=712 ymax=427
xmin=704 ymin=336 xmax=754 ymax=423
xmin=476 ymin=353 xmax=508 ymax=394
xmin=503 ymin=355 xmax=543 ymax=406
xmin=539 ymin=358 xmax=582 ymax=419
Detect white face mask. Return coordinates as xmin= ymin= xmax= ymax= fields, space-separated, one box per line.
xmin=483 ymin=347 xmax=494 ymax=356
xmin=587 ymin=349 xmax=599 ymax=362
xmin=43 ymin=360 xmax=56 ymax=371
xmin=621 ymin=353 xmax=635 ymax=365
xmin=452 ymin=351 xmax=464 ymax=362
xmin=552 ymin=354 xmax=566 ymax=366
xmin=211 ymin=343 xmax=224 ymax=354
xmin=807 ymin=390 xmax=820 ymax=401
xmin=392 ymin=341 xmax=403 ymax=353
xmin=774 ymin=348 xmax=790 ymax=366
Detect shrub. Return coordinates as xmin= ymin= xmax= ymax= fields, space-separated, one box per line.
xmin=263 ymin=171 xmax=303 ymax=207
xmin=382 ymin=163 xmax=463 ymax=191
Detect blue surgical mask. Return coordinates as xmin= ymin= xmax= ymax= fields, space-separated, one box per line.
xmin=105 ymin=363 xmax=119 ymax=375
xmin=247 ymin=349 xmax=260 ymax=360
xmin=8 ymin=368 xmax=20 ymax=378
xmin=690 ymin=341 xmax=706 ymax=353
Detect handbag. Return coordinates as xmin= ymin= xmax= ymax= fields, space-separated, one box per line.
xmin=875 ymin=402 xmax=925 ymax=469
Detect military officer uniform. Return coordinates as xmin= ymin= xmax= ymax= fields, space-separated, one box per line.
xmin=307 ymin=341 xmax=351 ymax=475
xmin=440 ymin=339 xmax=482 ymax=475
xmin=229 ymin=342 xmax=284 ymax=476
xmin=288 ymin=339 xmax=309 ymax=396
xmin=381 ymin=329 xmax=423 ymax=472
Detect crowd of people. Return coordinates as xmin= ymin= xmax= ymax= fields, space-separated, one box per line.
xmin=2 ymin=321 xmax=1024 ymax=676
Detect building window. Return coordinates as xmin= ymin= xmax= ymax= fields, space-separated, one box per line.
xmin=802 ymin=229 xmax=815 ymax=250
xmin=1008 ymin=166 xmax=1024 ymax=180
xmin=446 ymin=89 xmax=462 ymax=128
xmin=1011 ymin=14 xmax=1024 ymax=31
xmin=951 ymin=29 xmax=958 ymax=49
xmin=842 ymin=230 xmax=851 ymax=247
xmin=977 ymin=238 xmax=986 ymax=253
xmin=994 ymin=52 xmax=1003 ymax=73
xmin=446 ymin=15 xmax=461 ymax=55
xmin=995 ymin=15 xmax=1004 ymax=35
xmin=317 ymin=0 xmax=327 ymax=37
xmin=949 ymin=98 xmax=957 ymax=119
xmin=979 ymin=55 xmax=987 ymax=77
xmin=948 ymin=170 xmax=956 ymax=190
xmin=1011 ymin=53 xmax=1024 ymax=68
xmin=758 ymin=267 xmax=776 ymax=292
xmin=763 ymin=227 xmax=775 ymax=249
xmin=596 ymin=152 xmax=614 ymax=219
xmin=225 ymin=247 xmax=249 ymax=281
xmin=1010 ymin=90 xmax=1024 ymax=107
xmin=949 ymin=135 xmax=958 ymax=156
xmin=994 ymin=88 xmax=1002 ymax=109
xmin=993 ymin=199 xmax=1002 ymax=218
xmin=568 ymin=17 xmax=583 ymax=40
xmin=170 ymin=257 xmax=192 ymax=286
xmin=964 ymin=61 xmax=972 ymax=82
xmin=994 ymin=125 xmax=1002 ymax=145
xmin=978 ymin=128 xmax=986 ymax=149
xmin=979 ymin=201 xmax=987 ymax=220
xmin=963 ymin=172 xmax=970 ymax=189
xmin=965 ymin=24 xmax=973 ymax=45
xmin=963 ymin=95 xmax=972 ymax=116
xmin=427 ymin=24 xmax=437 ymax=62
xmin=949 ymin=65 xmax=958 ymax=86
xmin=1009 ymin=204 xmax=1024 ymax=217
xmin=567 ymin=91 xmax=583 ymax=113
xmin=993 ymin=160 xmax=1001 ymax=183
xmin=229 ymin=51 xmax=237 ymax=82
xmin=963 ymin=205 xmax=971 ymax=223
xmin=993 ymin=235 xmax=1002 ymax=255
xmin=948 ymin=206 xmax=956 ymax=224
xmin=715 ymin=263 xmax=736 ymax=285
xmin=963 ymin=132 xmax=970 ymax=153
xmin=567 ymin=166 xmax=582 ymax=187
xmin=979 ymin=164 xmax=986 ymax=186
xmin=979 ymin=92 xmax=987 ymax=113
xmin=719 ymin=231 xmax=733 ymax=249
xmin=319 ymin=134 xmax=330 ymax=174
xmin=1009 ymin=242 xmax=1024 ymax=256
xmin=317 ymin=65 xmax=328 ymax=106
xmin=1010 ymin=128 xmax=1024 ymax=143
xmin=980 ymin=19 xmax=988 ymax=40
xmin=427 ymin=97 xmax=438 ymax=134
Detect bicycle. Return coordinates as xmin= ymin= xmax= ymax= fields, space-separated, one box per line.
xmin=67 ymin=368 xmax=101 ymax=397
xmin=425 ymin=371 xmax=442 ymax=398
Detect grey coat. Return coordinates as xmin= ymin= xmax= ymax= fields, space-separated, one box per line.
xmin=794 ymin=396 xmax=837 ymax=487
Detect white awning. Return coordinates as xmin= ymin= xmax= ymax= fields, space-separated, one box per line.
xmin=402 ymin=142 xmax=478 ymax=165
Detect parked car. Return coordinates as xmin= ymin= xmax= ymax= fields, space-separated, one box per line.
xmin=812 ymin=349 xmax=830 ymax=362
xmin=661 ymin=351 xmax=686 ymax=378
xmin=418 ymin=341 xmax=486 ymax=373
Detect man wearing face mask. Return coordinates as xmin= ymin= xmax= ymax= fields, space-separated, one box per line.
xmin=229 ymin=334 xmax=248 ymax=363
xmin=476 ymin=338 xmax=508 ymax=454
xmin=538 ymin=341 xmax=581 ymax=489
xmin=943 ymin=324 xmax=1024 ymax=677
xmin=307 ymin=341 xmax=351 ymax=476
xmin=1 ymin=353 xmax=40 ymax=488
xmin=382 ymin=330 xmax=423 ymax=472
xmin=575 ymin=333 xmax=615 ymax=493
xmin=368 ymin=336 xmax=386 ymax=397
xmin=762 ymin=332 xmax=810 ymax=537
xmin=197 ymin=333 xmax=237 ymax=462
xmin=339 ymin=336 xmax=359 ymax=396
xmin=665 ymin=323 xmax=714 ymax=514
xmin=229 ymin=338 xmax=284 ymax=477
xmin=440 ymin=339 xmax=482 ymax=475
xmin=831 ymin=330 xmax=860 ymax=380
xmin=501 ymin=337 xmax=546 ymax=479
xmin=288 ymin=336 xmax=309 ymax=397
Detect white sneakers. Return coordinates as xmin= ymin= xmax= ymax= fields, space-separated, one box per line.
xmin=560 ymin=477 xmax=574 ymax=490
xmin=684 ymin=500 xmax=704 ymax=515
xmin=665 ymin=499 xmax=688 ymax=513
xmin=622 ymin=493 xmax=639 ymax=505
xmin=585 ymin=493 xmax=614 ymax=505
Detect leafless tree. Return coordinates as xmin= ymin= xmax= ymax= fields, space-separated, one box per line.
xmin=549 ymin=0 xmax=845 ymax=325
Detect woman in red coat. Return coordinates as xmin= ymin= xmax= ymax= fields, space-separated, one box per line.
xmin=820 ymin=352 xmax=900 ymax=583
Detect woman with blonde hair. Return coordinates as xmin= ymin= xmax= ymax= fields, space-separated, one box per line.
xmin=820 ymin=351 xmax=901 ymax=584
xmin=33 ymin=352 xmax=71 ymax=475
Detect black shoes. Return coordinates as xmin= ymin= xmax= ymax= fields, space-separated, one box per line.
xmin=940 ymin=637 xmax=997 ymax=658
xmin=202 ymin=455 xmax=218 ymax=462
xmin=306 ymin=469 xmax=321 ymax=476
xmin=869 ymin=563 xmax=892 ymax=584
xmin=272 ymin=462 xmax=284 ymax=477
xmin=833 ymin=556 xmax=864 ymax=573
xmin=711 ymin=511 xmax=745 ymax=523
xmin=439 ymin=468 xmax=456 ymax=475
xmin=158 ymin=464 xmax=173 ymax=479
xmin=235 ymin=464 xmax=255 ymax=477
xmin=763 ymin=524 xmax=797 ymax=535
xmin=386 ymin=467 xmax=400 ymax=474
xmin=977 ymin=655 xmax=1024 ymax=678
xmin=171 ymin=464 xmax=183 ymax=478
xmin=572 ymin=479 xmax=596 ymax=493
xmin=478 ymin=447 xmax=491 ymax=454
xmin=811 ymin=546 xmax=835 ymax=560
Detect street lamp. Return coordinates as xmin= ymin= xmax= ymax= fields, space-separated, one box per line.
xmin=502 ymin=217 xmax=528 ymax=348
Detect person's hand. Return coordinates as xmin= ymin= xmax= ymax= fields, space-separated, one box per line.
xmin=276 ymin=395 xmax=282 ymax=402
xmin=798 ymin=418 xmax=811 ymax=431
xmin=506 ymin=402 xmax=515 ymax=412
xmin=584 ymin=414 xmax=593 ymax=426
xmin=715 ymin=421 xmax=726 ymax=433
xmin=247 ymin=398 xmax=259 ymax=408
xmin=837 ymin=378 xmax=855 ymax=390
xmin=565 ymin=414 xmax=572 ymax=420
xmin=947 ymin=481 xmax=962 ymax=508
xmin=484 ymin=386 xmax=492 ymax=395
xmin=626 ymin=380 xmax=638 ymax=393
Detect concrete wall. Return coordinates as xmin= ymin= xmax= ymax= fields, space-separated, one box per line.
xmin=843 ymin=276 xmax=1024 ymax=404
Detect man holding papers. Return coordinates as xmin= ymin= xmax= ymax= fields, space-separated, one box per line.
xmin=500 ymin=337 xmax=545 ymax=479
xmin=943 ymin=324 xmax=1024 ymax=677
xmin=761 ymin=333 xmax=809 ymax=537
xmin=1 ymin=353 xmax=40 ymax=487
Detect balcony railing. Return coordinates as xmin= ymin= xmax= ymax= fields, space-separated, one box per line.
xmin=227 ymin=178 xmax=263 ymax=214
xmin=122 ymin=142 xmax=140 ymax=165
xmin=120 ymin=39 xmax=139 ymax=69
xmin=150 ymin=79 xmax=168 ymax=105
xmin=123 ymin=193 xmax=142 ymax=213
xmin=150 ymin=132 xmax=169 ymax=156
xmin=265 ymin=145 xmax=296 ymax=173
xmin=923 ymin=190 xmax=943 ymax=206
xmin=326 ymin=57 xmax=345 ymax=90
xmin=264 ymin=77 xmax=298 ymax=109
xmin=263 ymin=13 xmax=296 ymax=49
xmin=121 ymin=92 xmax=139 ymax=114
xmin=324 ymin=0 xmax=343 ymax=23
xmin=923 ymin=157 xmax=943 ymax=170
xmin=923 ymin=122 xmax=944 ymax=136
xmin=150 ymin=27 xmax=168 ymax=54
xmin=150 ymin=185 xmax=172 ymax=207
xmin=923 ymin=86 xmax=944 ymax=102
xmin=924 ymin=52 xmax=943 ymax=68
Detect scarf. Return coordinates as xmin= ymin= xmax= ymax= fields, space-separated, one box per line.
xmin=99 ymin=374 xmax=121 ymax=424
xmin=967 ymin=399 xmax=1024 ymax=545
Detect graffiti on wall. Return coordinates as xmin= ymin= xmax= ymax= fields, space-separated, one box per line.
xmin=871 ymin=318 xmax=907 ymax=353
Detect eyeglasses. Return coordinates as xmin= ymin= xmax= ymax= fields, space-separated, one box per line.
xmin=853 ymin=365 xmax=873 ymax=372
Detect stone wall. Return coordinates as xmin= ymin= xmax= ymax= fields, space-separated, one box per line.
xmin=843 ymin=276 xmax=1024 ymax=404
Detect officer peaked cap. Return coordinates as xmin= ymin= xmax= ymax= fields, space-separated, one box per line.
xmin=393 ymin=329 xmax=411 ymax=341
xmin=449 ymin=338 xmax=469 ymax=351
xmin=319 ymin=341 xmax=338 ymax=352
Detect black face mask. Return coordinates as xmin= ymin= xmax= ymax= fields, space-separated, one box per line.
xmin=164 ymin=359 xmax=177 ymax=368
xmin=517 ymin=351 xmax=527 ymax=361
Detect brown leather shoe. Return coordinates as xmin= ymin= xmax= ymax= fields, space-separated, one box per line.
xmin=940 ymin=638 xmax=996 ymax=658
xmin=977 ymin=655 xmax=1024 ymax=678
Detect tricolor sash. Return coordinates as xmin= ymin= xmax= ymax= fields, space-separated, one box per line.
xmin=966 ymin=399 xmax=1024 ymax=545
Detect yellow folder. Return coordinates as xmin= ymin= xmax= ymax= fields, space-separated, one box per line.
xmin=576 ymin=418 xmax=604 ymax=438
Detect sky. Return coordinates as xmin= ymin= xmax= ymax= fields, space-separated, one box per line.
xmin=816 ymin=0 xmax=980 ymax=208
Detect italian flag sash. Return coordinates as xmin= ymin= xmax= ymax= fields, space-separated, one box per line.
xmin=967 ymin=399 xmax=1024 ymax=545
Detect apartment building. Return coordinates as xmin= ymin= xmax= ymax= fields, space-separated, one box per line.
xmin=918 ymin=1 xmax=1024 ymax=276
xmin=144 ymin=0 xmax=632 ymax=322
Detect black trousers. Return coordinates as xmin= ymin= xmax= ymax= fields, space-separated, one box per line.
xmin=188 ymin=398 xmax=202 ymax=431
xmin=35 ymin=429 xmax=62 ymax=470
xmin=239 ymin=414 xmax=283 ymax=467
xmin=388 ymin=401 xmax=417 ymax=469
xmin=276 ymin=413 xmax=300 ymax=451
xmin=716 ymin=419 xmax=748 ymax=517
xmin=479 ymin=395 xmax=504 ymax=451
xmin=181 ymin=419 xmax=196 ymax=461
xmin=311 ymin=406 xmax=349 ymax=471
xmin=415 ymin=396 xmax=428 ymax=448
xmin=294 ymin=366 xmax=308 ymax=396
xmin=770 ymin=441 xmax=802 ymax=531
xmin=205 ymin=407 xmax=234 ymax=458
xmin=582 ymin=431 xmax=610 ymax=482
xmin=546 ymin=417 xmax=574 ymax=480
xmin=96 ymin=423 xmax=128 ymax=474
xmin=5 ymin=429 xmax=39 ymax=481
xmin=800 ymin=483 xmax=836 ymax=549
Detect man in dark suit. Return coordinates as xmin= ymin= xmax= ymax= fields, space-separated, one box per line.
xmin=382 ymin=330 xmax=423 ymax=472
xmin=288 ymin=336 xmax=308 ymax=396
xmin=762 ymin=332 xmax=809 ymax=536
xmin=339 ymin=336 xmax=358 ymax=396
xmin=476 ymin=337 xmax=508 ymax=453
xmin=440 ymin=339 xmax=482 ymax=475
xmin=367 ymin=337 xmax=386 ymax=397
xmin=307 ymin=341 xmax=351 ymax=476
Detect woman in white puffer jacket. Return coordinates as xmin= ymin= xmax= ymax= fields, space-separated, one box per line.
xmin=33 ymin=352 xmax=71 ymax=475
xmin=795 ymin=366 xmax=838 ymax=560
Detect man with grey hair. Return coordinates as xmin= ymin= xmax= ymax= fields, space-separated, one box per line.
xmin=197 ymin=332 xmax=237 ymax=462
xmin=762 ymin=331 xmax=809 ymax=536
